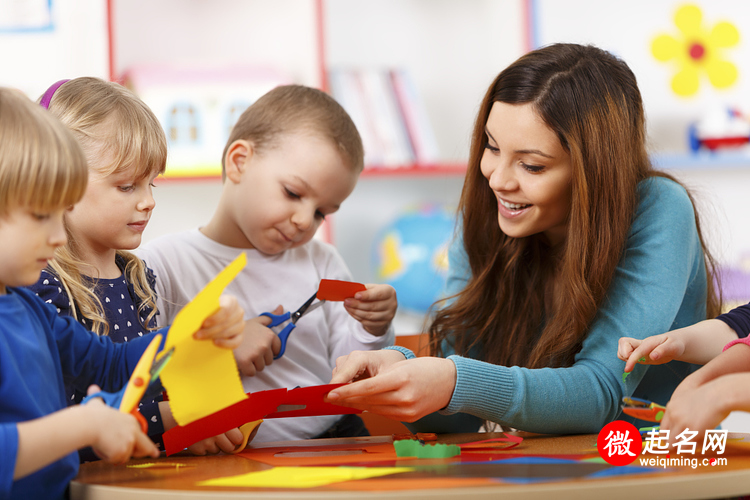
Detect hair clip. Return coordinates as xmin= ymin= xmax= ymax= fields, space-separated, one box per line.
xmin=39 ymin=79 xmax=70 ymax=109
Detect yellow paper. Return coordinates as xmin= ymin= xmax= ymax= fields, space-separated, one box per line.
xmin=197 ymin=466 xmax=414 ymax=488
xmin=160 ymin=253 xmax=248 ymax=425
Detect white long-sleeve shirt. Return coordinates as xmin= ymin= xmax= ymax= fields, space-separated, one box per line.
xmin=138 ymin=228 xmax=394 ymax=442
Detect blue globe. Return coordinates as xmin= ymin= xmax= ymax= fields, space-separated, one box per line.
xmin=372 ymin=204 xmax=456 ymax=313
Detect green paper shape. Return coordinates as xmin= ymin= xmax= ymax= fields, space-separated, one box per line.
xmin=393 ymin=439 xmax=461 ymax=458
xmin=622 ymin=357 xmax=648 ymax=382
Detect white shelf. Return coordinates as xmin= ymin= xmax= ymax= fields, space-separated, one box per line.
xmin=653 ymin=151 xmax=750 ymax=171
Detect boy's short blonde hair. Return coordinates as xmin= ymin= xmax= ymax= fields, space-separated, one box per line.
xmin=0 ymin=88 xmax=87 ymax=217
xmin=221 ymin=85 xmax=364 ymax=179
xmin=44 ymin=77 xmax=167 ymax=179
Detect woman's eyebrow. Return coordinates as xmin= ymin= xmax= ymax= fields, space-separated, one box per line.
xmin=486 ymin=126 xmax=555 ymax=158
xmin=515 ymin=148 xmax=554 ymax=159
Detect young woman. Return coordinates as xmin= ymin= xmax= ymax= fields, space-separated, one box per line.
xmin=326 ymin=43 xmax=720 ymax=435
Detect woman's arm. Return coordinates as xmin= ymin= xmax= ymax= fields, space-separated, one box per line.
xmin=329 ymin=178 xmax=710 ymax=434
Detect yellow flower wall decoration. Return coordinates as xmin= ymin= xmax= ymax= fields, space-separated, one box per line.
xmin=652 ymin=4 xmax=740 ymax=97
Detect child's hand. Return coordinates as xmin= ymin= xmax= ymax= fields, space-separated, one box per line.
xmin=187 ymin=427 xmax=245 ymax=455
xmin=84 ymin=385 xmax=160 ymax=464
xmin=234 ymin=307 xmax=283 ymax=377
xmin=660 ymin=378 xmax=732 ymax=446
xmin=343 ymin=284 xmax=397 ymax=336
xmin=617 ymin=333 xmax=686 ymax=374
xmin=193 ymin=294 xmax=245 ymax=349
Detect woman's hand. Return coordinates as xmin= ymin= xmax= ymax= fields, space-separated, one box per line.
xmin=327 ymin=355 xmax=457 ymax=422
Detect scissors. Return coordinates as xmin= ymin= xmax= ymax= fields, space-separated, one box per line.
xmin=621 ymin=396 xmax=666 ymax=423
xmin=83 ymin=334 xmax=174 ymax=433
xmin=260 ymin=291 xmax=325 ymax=359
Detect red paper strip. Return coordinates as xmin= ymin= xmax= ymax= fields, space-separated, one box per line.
xmin=317 ymin=279 xmax=367 ymax=301
xmin=459 ymin=434 xmax=523 ymax=451
xmin=162 ymin=384 xmax=361 ymax=455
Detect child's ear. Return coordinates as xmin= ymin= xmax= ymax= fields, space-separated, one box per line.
xmin=225 ymin=140 xmax=254 ymax=183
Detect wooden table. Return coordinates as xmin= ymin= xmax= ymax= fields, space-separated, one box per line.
xmin=71 ymin=431 xmax=750 ymax=500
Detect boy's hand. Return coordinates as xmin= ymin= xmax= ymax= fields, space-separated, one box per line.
xmin=193 ymin=295 xmax=245 ymax=349
xmin=85 ymin=385 xmax=159 ymax=464
xmin=617 ymin=333 xmax=686 ymax=374
xmin=234 ymin=307 xmax=283 ymax=377
xmin=343 ymin=284 xmax=397 ymax=336
xmin=187 ymin=427 xmax=245 ymax=455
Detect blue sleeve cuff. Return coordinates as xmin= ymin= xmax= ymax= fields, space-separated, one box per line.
xmin=0 ymin=423 xmax=18 ymax=495
xmin=444 ymin=355 xmax=513 ymax=420
xmin=382 ymin=345 xmax=415 ymax=360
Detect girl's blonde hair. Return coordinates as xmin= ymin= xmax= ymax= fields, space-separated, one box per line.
xmin=42 ymin=77 xmax=167 ymax=336
xmin=0 ymin=88 xmax=87 ymax=216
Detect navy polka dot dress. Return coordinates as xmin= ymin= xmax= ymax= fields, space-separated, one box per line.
xmin=27 ymin=256 xmax=165 ymax=455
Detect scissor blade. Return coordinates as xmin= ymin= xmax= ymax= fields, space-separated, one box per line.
xmin=150 ymin=346 xmax=175 ymax=380
xmin=291 ymin=291 xmax=320 ymax=323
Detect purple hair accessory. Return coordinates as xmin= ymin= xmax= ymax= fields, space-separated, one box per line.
xmin=39 ymin=79 xmax=70 ymax=109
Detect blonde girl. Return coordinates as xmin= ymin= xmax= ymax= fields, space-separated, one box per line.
xmin=30 ymin=77 xmax=167 ymax=446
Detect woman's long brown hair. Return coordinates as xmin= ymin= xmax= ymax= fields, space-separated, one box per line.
xmin=429 ymin=44 xmax=720 ymax=368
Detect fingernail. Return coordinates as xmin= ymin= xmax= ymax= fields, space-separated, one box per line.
xmin=327 ymin=391 xmax=339 ymax=401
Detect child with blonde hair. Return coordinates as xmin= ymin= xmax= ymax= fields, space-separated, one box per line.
xmin=139 ymin=84 xmax=398 ymax=442
xmin=0 ymin=87 xmax=243 ymax=500
xmin=29 ymin=77 xmax=244 ymax=455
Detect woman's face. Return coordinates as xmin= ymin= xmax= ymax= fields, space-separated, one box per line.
xmin=480 ymin=101 xmax=573 ymax=246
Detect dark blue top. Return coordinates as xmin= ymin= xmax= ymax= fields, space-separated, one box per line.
xmin=0 ymin=287 xmax=157 ymax=500
xmin=716 ymin=302 xmax=750 ymax=338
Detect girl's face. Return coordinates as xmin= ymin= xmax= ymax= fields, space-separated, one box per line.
xmin=0 ymin=207 xmax=67 ymax=292
xmin=222 ymin=131 xmax=359 ymax=255
xmin=480 ymin=101 xmax=573 ymax=246
xmin=65 ymin=140 xmax=158 ymax=262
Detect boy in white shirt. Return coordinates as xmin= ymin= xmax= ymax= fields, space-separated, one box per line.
xmin=139 ymin=85 xmax=397 ymax=443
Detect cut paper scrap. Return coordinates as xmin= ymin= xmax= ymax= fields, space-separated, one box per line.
xmin=162 ymin=384 xmax=361 ymax=455
xmin=317 ymin=279 xmax=366 ymax=301
xmin=459 ymin=434 xmax=523 ymax=451
xmin=240 ymin=440 xmax=528 ymax=469
xmin=159 ymin=252 xmax=248 ymax=426
xmin=196 ymin=466 xmax=414 ymax=488
xmin=394 ymin=440 xmax=460 ymax=458
xmin=126 ymin=462 xmax=195 ymax=469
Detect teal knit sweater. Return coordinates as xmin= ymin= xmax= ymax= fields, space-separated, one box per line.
xmin=398 ymin=176 xmax=708 ymax=434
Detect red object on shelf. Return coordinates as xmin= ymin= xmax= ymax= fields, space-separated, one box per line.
xmin=701 ymin=136 xmax=750 ymax=150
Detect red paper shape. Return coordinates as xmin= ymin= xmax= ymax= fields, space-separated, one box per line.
xmin=162 ymin=384 xmax=361 ymax=455
xmin=317 ymin=279 xmax=367 ymax=301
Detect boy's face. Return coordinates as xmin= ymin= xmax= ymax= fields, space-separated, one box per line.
xmin=226 ymin=131 xmax=359 ymax=255
xmin=0 ymin=207 xmax=67 ymax=293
